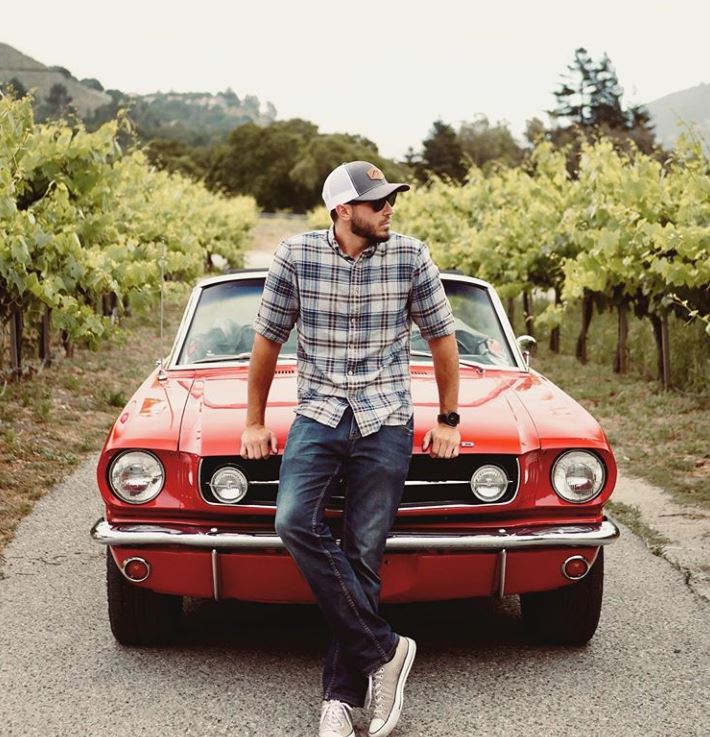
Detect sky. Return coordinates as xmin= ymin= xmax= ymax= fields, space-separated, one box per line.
xmin=2 ymin=0 xmax=708 ymax=159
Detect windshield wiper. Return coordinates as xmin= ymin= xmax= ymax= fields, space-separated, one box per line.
xmin=191 ymin=352 xmax=298 ymax=364
xmin=410 ymin=350 xmax=486 ymax=371
xmin=192 ymin=353 xmax=253 ymax=364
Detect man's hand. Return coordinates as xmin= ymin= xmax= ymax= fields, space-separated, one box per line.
xmin=240 ymin=424 xmax=278 ymax=459
xmin=422 ymin=424 xmax=461 ymax=459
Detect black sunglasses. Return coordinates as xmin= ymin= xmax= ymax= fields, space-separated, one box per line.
xmin=352 ymin=191 xmax=398 ymax=212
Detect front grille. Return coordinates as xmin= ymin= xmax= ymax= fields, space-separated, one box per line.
xmin=199 ymin=454 xmax=519 ymax=508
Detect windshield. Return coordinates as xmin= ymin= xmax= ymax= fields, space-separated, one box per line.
xmin=412 ymin=279 xmax=517 ymax=367
xmin=175 ymin=276 xmax=517 ymax=368
xmin=176 ymin=279 xmax=299 ymax=365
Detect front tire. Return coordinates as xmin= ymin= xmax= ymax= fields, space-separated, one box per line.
xmin=520 ymin=548 xmax=604 ymax=646
xmin=106 ymin=549 xmax=183 ymax=646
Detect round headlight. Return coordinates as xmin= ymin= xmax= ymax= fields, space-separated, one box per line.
xmin=470 ymin=464 xmax=509 ymax=502
xmin=551 ymin=450 xmax=605 ymax=503
xmin=210 ymin=466 xmax=248 ymax=503
xmin=109 ymin=451 xmax=164 ymax=504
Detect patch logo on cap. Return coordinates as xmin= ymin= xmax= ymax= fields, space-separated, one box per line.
xmin=367 ymin=167 xmax=385 ymax=180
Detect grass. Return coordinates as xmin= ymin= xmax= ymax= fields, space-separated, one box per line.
xmin=249 ymin=214 xmax=307 ymax=254
xmin=607 ymin=501 xmax=671 ymax=557
xmin=530 ymin=309 xmax=710 ymax=510
xmin=0 ymin=283 xmax=191 ymax=557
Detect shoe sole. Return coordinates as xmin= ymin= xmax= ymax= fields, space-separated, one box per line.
xmin=368 ymin=637 xmax=417 ymax=737
xmin=320 ymin=727 xmax=354 ymax=737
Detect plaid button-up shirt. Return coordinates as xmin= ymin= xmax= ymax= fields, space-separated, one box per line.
xmin=253 ymin=226 xmax=455 ymax=436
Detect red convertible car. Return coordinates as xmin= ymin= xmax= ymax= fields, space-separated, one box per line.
xmin=91 ymin=269 xmax=619 ymax=646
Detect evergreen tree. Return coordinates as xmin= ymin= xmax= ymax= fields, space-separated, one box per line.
xmin=418 ymin=120 xmax=467 ymax=182
xmin=591 ymin=53 xmax=628 ymax=128
xmin=549 ymin=47 xmax=653 ymax=137
xmin=544 ymin=47 xmax=657 ymax=174
xmin=549 ymin=47 xmax=598 ymax=127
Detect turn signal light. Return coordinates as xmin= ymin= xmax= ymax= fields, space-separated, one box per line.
xmin=123 ymin=557 xmax=150 ymax=582
xmin=562 ymin=555 xmax=590 ymax=580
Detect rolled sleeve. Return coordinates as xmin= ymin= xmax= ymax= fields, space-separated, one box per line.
xmin=253 ymin=241 xmax=299 ymax=344
xmin=410 ymin=244 xmax=455 ymax=340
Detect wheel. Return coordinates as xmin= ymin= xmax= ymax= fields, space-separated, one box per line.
xmin=106 ymin=549 xmax=183 ymax=646
xmin=520 ymin=548 xmax=604 ymax=646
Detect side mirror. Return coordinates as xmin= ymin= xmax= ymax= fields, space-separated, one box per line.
xmin=516 ymin=335 xmax=537 ymax=368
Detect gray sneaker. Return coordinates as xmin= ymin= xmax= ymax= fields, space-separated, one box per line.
xmin=319 ymin=700 xmax=354 ymax=737
xmin=367 ymin=636 xmax=417 ymax=737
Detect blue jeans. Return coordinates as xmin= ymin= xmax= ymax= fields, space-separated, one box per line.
xmin=275 ymin=406 xmax=413 ymax=707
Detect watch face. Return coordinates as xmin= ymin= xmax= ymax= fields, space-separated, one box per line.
xmin=439 ymin=412 xmax=460 ymax=427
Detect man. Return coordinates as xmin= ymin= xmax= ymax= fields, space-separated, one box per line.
xmin=241 ymin=161 xmax=460 ymax=737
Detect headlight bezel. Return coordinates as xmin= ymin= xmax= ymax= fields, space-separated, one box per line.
xmin=108 ymin=450 xmax=165 ymax=505
xmin=550 ymin=449 xmax=606 ymax=504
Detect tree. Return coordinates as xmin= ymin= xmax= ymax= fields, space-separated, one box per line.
xmin=458 ymin=115 xmax=523 ymax=170
xmin=36 ymin=83 xmax=75 ymax=121
xmin=0 ymin=76 xmax=27 ymax=99
xmin=81 ymin=78 xmax=105 ymax=92
xmin=545 ymin=48 xmax=657 ymax=175
xmin=549 ymin=47 xmax=598 ymax=127
xmin=145 ymin=138 xmax=212 ymax=181
xmin=549 ymin=48 xmax=654 ymax=140
xmin=48 ymin=65 xmax=73 ymax=79
xmin=206 ymin=119 xmax=318 ymax=211
xmin=525 ymin=117 xmax=546 ymax=146
xmin=417 ymin=120 xmax=467 ymax=182
xmin=290 ymin=133 xmax=410 ymax=208
xmin=207 ymin=120 xmax=410 ymax=212
xmin=591 ymin=53 xmax=628 ymax=129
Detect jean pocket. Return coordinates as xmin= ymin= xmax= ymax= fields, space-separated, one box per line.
xmin=395 ymin=415 xmax=414 ymax=436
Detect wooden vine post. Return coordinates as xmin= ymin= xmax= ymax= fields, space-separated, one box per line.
xmin=614 ymin=302 xmax=629 ymax=374
xmin=522 ymin=291 xmax=535 ymax=338
xmin=60 ymin=330 xmax=74 ymax=359
xmin=39 ymin=308 xmax=52 ymax=366
xmin=575 ymin=291 xmax=594 ymax=364
xmin=660 ymin=313 xmax=672 ymax=390
xmin=9 ymin=307 xmax=23 ymax=377
xmin=549 ymin=286 xmax=561 ymax=353
xmin=506 ymin=297 xmax=515 ymax=328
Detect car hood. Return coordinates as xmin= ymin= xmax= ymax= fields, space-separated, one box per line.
xmin=172 ymin=366 xmax=607 ymax=457
xmin=104 ymin=369 xmax=194 ymax=452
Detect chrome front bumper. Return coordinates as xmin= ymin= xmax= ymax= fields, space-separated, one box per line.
xmin=91 ymin=518 xmax=619 ymax=551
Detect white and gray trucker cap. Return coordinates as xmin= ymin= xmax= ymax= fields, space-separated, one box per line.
xmin=322 ymin=161 xmax=410 ymax=211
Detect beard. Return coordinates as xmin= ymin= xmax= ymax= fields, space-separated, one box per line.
xmin=350 ymin=208 xmax=390 ymax=243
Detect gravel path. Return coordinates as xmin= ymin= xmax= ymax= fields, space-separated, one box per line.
xmin=0 ymin=454 xmax=708 ymax=737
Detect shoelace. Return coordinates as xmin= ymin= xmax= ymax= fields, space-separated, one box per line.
xmin=370 ymin=669 xmax=388 ymax=717
xmin=322 ymin=700 xmax=351 ymax=731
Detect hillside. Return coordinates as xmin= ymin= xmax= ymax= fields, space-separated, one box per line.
xmin=0 ymin=42 xmax=110 ymax=116
xmin=0 ymin=42 xmax=276 ymax=143
xmin=646 ymin=82 xmax=710 ymax=147
xmin=123 ymin=90 xmax=277 ymax=144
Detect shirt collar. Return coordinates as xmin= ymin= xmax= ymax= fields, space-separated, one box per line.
xmin=327 ymin=224 xmax=387 ymax=259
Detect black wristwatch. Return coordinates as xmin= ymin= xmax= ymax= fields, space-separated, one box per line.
xmin=437 ymin=411 xmax=460 ymax=427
